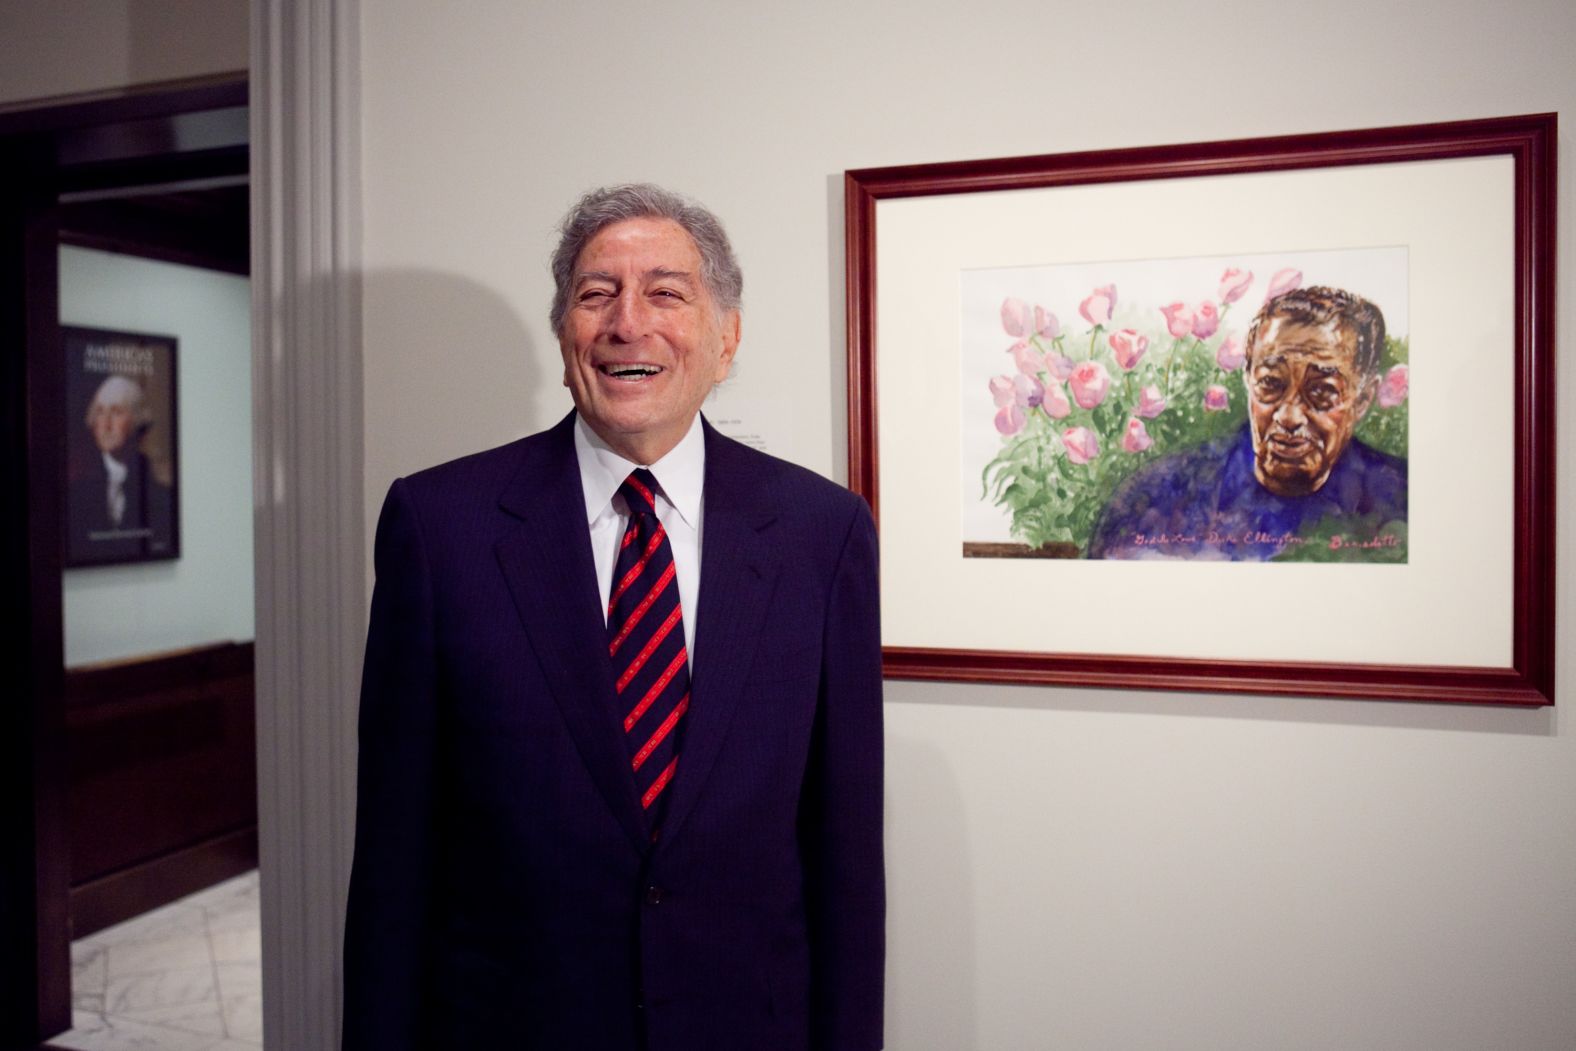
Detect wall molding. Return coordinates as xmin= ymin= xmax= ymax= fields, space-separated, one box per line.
xmin=71 ymin=827 xmax=258 ymax=938
xmin=252 ymin=1 xmax=362 ymax=1048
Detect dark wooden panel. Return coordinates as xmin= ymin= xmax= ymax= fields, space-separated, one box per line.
xmin=0 ymin=75 xmax=245 ymax=138
xmin=1 ymin=130 xmax=72 ymax=1049
xmin=69 ymin=827 xmax=257 ymax=939
xmin=59 ymin=183 xmax=250 ymax=276
xmin=65 ymin=639 xmax=252 ymax=707
xmin=64 ymin=642 xmax=257 ymax=926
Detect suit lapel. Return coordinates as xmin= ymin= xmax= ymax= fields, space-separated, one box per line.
xmin=494 ymin=414 xmax=649 ymax=851
xmin=659 ymin=420 xmax=781 ymax=845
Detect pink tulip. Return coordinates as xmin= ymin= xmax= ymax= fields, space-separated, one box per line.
xmin=991 ymin=372 xmax=1051 ymax=435
xmin=1009 ymin=339 xmax=1046 ymax=376
xmin=1379 ymin=363 xmax=1409 ymax=408
xmin=1160 ymin=302 xmax=1194 ymax=340
xmin=989 ymin=375 xmax=1015 ymax=407
xmin=1191 ymin=301 xmax=1219 ymax=340
xmin=1079 ymin=284 xmax=1116 ymax=327
xmin=1215 ymin=333 xmax=1245 ymax=371
xmin=1034 ymin=305 xmax=1061 ymax=339
xmin=1108 ymin=329 xmax=1149 ymax=371
xmin=1204 ymin=385 xmax=1230 ymax=412
xmin=1122 ymin=417 xmax=1154 ymax=453
xmin=1136 ymin=384 xmax=1167 ymax=419
xmin=1001 ymin=297 xmax=1031 ymax=337
xmin=1041 ymin=382 xmax=1072 ymax=419
xmin=995 ymin=404 xmax=1025 ymax=435
xmin=1012 ymin=373 xmax=1045 ymax=409
xmin=1219 ymin=268 xmax=1253 ymax=304
xmin=1068 ymin=360 xmax=1112 ymax=409
xmin=1265 ymin=268 xmax=1302 ymax=301
xmin=1061 ymin=426 xmax=1100 ymax=465
xmin=1045 ymin=352 xmax=1077 ymax=381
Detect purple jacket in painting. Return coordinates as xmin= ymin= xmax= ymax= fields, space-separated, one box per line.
xmin=343 ymin=412 xmax=885 ymax=1051
xmin=1087 ymin=424 xmax=1407 ymax=561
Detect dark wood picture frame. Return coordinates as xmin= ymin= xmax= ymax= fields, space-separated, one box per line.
xmin=845 ymin=114 xmax=1556 ymax=706
xmin=63 ymin=324 xmax=181 ymax=568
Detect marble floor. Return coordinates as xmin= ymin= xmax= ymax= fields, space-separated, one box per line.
xmin=49 ymin=871 xmax=262 ymax=1051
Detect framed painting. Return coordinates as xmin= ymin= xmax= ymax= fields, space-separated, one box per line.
xmin=845 ymin=114 xmax=1555 ymax=705
xmin=63 ymin=325 xmax=181 ymax=567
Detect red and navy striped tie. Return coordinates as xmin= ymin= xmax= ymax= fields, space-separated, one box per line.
xmin=608 ymin=469 xmax=689 ymax=829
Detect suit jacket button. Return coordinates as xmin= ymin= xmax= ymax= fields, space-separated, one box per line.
xmin=645 ymin=885 xmax=663 ymax=905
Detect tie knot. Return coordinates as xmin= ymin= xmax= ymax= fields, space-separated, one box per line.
xmin=619 ymin=468 xmax=661 ymax=517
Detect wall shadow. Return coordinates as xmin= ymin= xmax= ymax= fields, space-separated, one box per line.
xmin=357 ymin=267 xmax=543 ymax=490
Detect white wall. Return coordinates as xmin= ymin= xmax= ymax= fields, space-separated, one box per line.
xmin=0 ymin=0 xmax=247 ymax=106
xmin=360 ymin=2 xmax=1576 ymax=1048
xmin=60 ymin=247 xmax=254 ymax=667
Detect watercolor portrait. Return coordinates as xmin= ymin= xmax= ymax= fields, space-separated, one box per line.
xmin=961 ymin=248 xmax=1410 ymax=562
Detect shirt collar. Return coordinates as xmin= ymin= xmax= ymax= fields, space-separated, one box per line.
xmin=574 ymin=412 xmax=706 ymax=529
xmin=102 ymin=451 xmax=129 ymax=485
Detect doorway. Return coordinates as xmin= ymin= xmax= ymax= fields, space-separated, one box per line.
xmin=0 ymin=75 xmax=256 ymax=1050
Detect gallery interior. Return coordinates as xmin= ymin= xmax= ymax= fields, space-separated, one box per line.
xmin=3 ymin=1 xmax=1572 ymax=1049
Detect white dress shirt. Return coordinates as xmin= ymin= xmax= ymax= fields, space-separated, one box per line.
xmin=574 ymin=413 xmax=704 ymax=664
xmin=103 ymin=451 xmax=129 ymax=525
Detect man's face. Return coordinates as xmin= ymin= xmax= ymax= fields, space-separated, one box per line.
xmin=1245 ymin=317 xmax=1374 ymax=496
xmin=87 ymin=387 xmax=140 ymax=458
xmin=559 ymin=217 xmax=740 ymax=465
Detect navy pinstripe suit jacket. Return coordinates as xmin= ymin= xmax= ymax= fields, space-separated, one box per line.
xmin=343 ymin=412 xmax=884 ymax=1050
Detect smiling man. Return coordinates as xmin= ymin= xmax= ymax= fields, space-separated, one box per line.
xmin=555 ymin=212 xmax=741 ymax=465
xmin=344 ymin=184 xmax=885 ymax=1050
xmin=1088 ymin=286 xmax=1407 ymax=560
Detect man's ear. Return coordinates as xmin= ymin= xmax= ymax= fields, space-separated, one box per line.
xmin=715 ymin=310 xmax=741 ymax=382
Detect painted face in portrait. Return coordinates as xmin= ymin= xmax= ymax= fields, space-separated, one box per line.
xmin=558 ymin=217 xmax=740 ymax=465
xmin=1245 ymin=318 xmax=1375 ymax=496
xmin=86 ymin=374 xmax=146 ymax=460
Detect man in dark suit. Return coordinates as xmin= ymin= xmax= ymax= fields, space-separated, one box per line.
xmin=343 ymin=184 xmax=885 ymax=1050
xmin=1089 ymin=287 xmax=1406 ymax=560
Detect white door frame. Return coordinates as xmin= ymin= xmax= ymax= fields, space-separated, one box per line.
xmin=252 ymin=1 xmax=363 ymax=1047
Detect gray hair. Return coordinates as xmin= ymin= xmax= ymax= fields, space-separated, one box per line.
xmin=549 ymin=183 xmax=743 ymax=335
xmin=87 ymin=373 xmax=151 ymax=426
